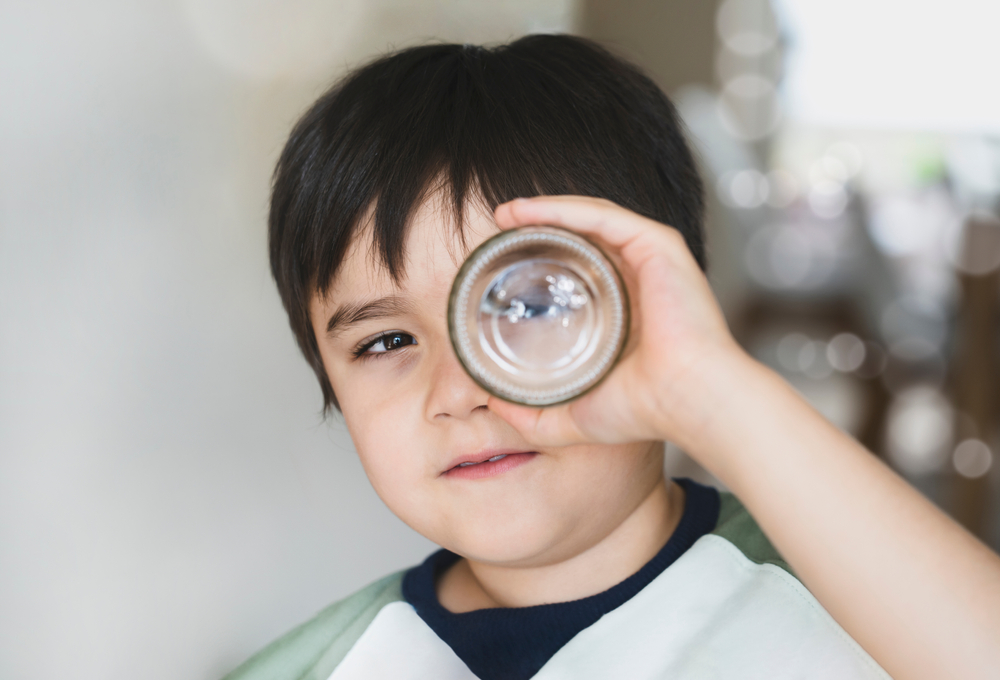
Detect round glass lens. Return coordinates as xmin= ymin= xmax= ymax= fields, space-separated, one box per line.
xmin=449 ymin=226 xmax=628 ymax=406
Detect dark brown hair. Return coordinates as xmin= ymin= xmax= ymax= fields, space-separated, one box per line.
xmin=269 ymin=35 xmax=705 ymax=413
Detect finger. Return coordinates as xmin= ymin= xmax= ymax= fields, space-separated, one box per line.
xmin=494 ymin=196 xmax=698 ymax=276
xmin=487 ymin=397 xmax=589 ymax=448
xmin=494 ymin=196 xmax=665 ymax=250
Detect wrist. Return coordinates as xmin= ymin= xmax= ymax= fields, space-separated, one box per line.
xmin=653 ymin=344 xmax=771 ymax=467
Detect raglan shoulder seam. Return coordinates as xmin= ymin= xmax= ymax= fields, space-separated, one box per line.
xmin=221 ymin=570 xmax=407 ymax=680
xmin=711 ymin=491 xmax=794 ymax=576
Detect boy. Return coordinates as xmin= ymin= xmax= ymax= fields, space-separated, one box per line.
xmin=225 ymin=36 xmax=1000 ymax=679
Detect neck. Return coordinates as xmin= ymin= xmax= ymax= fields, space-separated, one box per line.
xmin=437 ymin=473 xmax=684 ymax=612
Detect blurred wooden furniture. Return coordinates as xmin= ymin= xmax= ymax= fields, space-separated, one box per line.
xmin=949 ymin=215 xmax=1000 ymax=540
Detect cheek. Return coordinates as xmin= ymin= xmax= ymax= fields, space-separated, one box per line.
xmin=556 ymin=443 xmax=659 ymax=508
xmin=339 ymin=389 xmax=440 ymax=527
xmin=330 ymin=361 xmax=422 ymax=477
xmin=343 ymin=402 xmax=412 ymax=489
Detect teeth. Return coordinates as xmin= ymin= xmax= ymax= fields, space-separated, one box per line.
xmin=457 ymin=454 xmax=508 ymax=468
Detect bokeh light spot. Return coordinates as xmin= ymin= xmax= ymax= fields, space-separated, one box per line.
xmin=868 ymin=188 xmax=955 ymax=258
xmin=718 ymin=75 xmax=782 ymax=141
xmin=807 ymin=180 xmax=848 ymax=219
xmin=719 ymin=169 xmax=769 ymax=208
xmin=886 ymin=386 xmax=953 ymax=476
xmin=953 ymin=439 xmax=993 ymax=478
xmin=827 ymin=333 xmax=866 ymax=372
xmin=716 ymin=0 xmax=779 ymax=56
xmin=777 ymin=333 xmax=810 ymax=372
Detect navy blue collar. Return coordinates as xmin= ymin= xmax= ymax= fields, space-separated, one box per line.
xmin=402 ymin=478 xmax=720 ymax=680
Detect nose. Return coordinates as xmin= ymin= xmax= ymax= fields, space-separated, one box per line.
xmin=425 ymin=342 xmax=491 ymax=420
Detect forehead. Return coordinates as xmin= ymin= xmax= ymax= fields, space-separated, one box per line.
xmin=326 ymin=193 xmax=501 ymax=301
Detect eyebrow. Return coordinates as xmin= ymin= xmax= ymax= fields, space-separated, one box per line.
xmin=325 ymin=295 xmax=414 ymax=338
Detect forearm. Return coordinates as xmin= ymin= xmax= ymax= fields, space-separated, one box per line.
xmin=674 ymin=351 xmax=1000 ymax=680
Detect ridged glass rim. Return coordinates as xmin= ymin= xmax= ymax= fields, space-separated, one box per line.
xmin=448 ymin=226 xmax=629 ymax=406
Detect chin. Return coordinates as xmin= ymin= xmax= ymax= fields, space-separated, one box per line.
xmin=443 ymin=511 xmax=570 ymax=567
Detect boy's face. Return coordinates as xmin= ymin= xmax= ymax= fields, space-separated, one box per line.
xmin=310 ymin=195 xmax=663 ymax=567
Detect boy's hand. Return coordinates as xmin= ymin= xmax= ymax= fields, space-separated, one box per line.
xmin=491 ymin=197 xmax=1000 ymax=680
xmin=488 ymin=196 xmax=747 ymax=449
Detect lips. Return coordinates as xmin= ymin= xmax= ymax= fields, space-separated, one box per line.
xmin=442 ymin=450 xmax=538 ymax=480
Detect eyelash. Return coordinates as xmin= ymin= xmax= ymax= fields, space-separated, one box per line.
xmin=351 ymin=331 xmax=417 ymax=361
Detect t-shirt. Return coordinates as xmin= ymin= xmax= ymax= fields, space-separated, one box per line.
xmin=222 ymin=480 xmax=890 ymax=680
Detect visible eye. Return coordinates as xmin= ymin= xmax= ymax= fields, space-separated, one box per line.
xmin=353 ymin=331 xmax=417 ymax=360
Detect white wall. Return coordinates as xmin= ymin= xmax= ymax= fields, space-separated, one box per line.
xmin=0 ymin=2 xmax=576 ymax=678
xmin=776 ymin=0 xmax=1000 ymax=134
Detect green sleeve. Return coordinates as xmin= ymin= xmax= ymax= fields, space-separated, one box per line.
xmin=222 ymin=570 xmax=406 ymax=680
xmin=711 ymin=492 xmax=794 ymax=576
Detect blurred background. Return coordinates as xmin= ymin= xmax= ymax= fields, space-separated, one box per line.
xmin=1 ymin=1 xmax=998 ymax=678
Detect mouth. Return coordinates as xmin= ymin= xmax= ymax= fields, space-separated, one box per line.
xmin=442 ymin=450 xmax=538 ymax=480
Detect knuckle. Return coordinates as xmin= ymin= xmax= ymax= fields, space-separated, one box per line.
xmin=591 ymin=197 xmax=619 ymax=214
xmin=661 ymin=227 xmax=687 ymax=250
